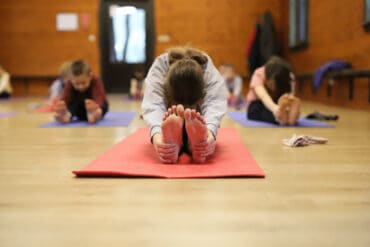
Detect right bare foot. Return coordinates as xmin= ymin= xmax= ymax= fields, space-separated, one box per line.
xmin=287 ymin=96 xmax=301 ymax=125
xmin=184 ymin=108 xmax=208 ymax=163
xmin=161 ymin=105 xmax=184 ymax=163
xmin=54 ymin=100 xmax=71 ymax=123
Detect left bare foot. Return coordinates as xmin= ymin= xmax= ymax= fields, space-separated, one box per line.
xmin=288 ymin=96 xmax=301 ymax=125
xmin=161 ymin=105 xmax=184 ymax=163
xmin=85 ymin=99 xmax=102 ymax=123
xmin=54 ymin=100 xmax=71 ymax=123
xmin=184 ymin=108 xmax=207 ymax=163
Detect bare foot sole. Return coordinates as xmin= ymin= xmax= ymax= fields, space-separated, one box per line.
xmin=55 ymin=112 xmax=71 ymax=123
xmin=87 ymin=108 xmax=102 ymax=123
xmin=184 ymin=109 xmax=207 ymax=163
xmin=54 ymin=101 xmax=71 ymax=123
xmin=278 ymin=94 xmax=291 ymax=125
xmin=85 ymin=100 xmax=103 ymax=123
xmin=161 ymin=107 xmax=184 ymax=163
xmin=288 ymin=96 xmax=301 ymax=125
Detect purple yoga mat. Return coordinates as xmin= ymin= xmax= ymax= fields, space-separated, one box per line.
xmin=39 ymin=111 xmax=136 ymax=128
xmin=0 ymin=97 xmax=22 ymax=101
xmin=0 ymin=112 xmax=17 ymax=118
xmin=228 ymin=112 xmax=333 ymax=128
xmin=122 ymin=95 xmax=143 ymax=102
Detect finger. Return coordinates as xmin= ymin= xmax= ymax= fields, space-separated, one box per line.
xmin=195 ymin=141 xmax=208 ymax=146
xmin=195 ymin=112 xmax=206 ymax=124
xmin=161 ymin=153 xmax=178 ymax=160
xmin=194 ymin=151 xmax=208 ymax=158
xmin=194 ymin=141 xmax=208 ymax=148
xmin=157 ymin=143 xmax=177 ymax=149
xmin=159 ymin=157 xmax=174 ymax=164
xmin=194 ymin=146 xmax=209 ymax=153
xmin=157 ymin=147 xmax=177 ymax=155
xmin=199 ymin=149 xmax=213 ymax=157
xmin=158 ymin=152 xmax=177 ymax=162
xmin=156 ymin=144 xmax=178 ymax=152
xmin=196 ymin=143 xmax=214 ymax=153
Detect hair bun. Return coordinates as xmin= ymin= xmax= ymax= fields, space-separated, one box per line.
xmin=168 ymin=47 xmax=208 ymax=66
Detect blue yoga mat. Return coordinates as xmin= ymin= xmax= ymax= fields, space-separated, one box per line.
xmin=228 ymin=112 xmax=333 ymax=128
xmin=0 ymin=112 xmax=17 ymax=118
xmin=39 ymin=111 xmax=136 ymax=128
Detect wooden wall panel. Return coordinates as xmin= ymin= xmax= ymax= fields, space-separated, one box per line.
xmin=0 ymin=0 xmax=282 ymax=96
xmin=0 ymin=0 xmax=100 ymax=76
xmin=282 ymin=0 xmax=370 ymax=109
xmin=154 ymin=0 xmax=284 ymax=76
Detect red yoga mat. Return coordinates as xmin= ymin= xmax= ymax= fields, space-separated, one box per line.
xmin=73 ymin=128 xmax=265 ymax=178
xmin=32 ymin=104 xmax=54 ymax=113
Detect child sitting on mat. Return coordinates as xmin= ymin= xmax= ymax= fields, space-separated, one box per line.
xmin=141 ymin=47 xmax=227 ymax=164
xmin=54 ymin=60 xmax=109 ymax=124
xmin=223 ymin=64 xmax=244 ymax=108
xmin=48 ymin=61 xmax=71 ymax=106
xmin=245 ymin=56 xmax=300 ymax=125
xmin=129 ymin=65 xmax=146 ymax=100
xmin=0 ymin=65 xmax=12 ymax=99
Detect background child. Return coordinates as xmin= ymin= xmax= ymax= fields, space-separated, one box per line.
xmin=0 ymin=65 xmax=12 ymax=98
xmin=129 ymin=65 xmax=146 ymax=100
xmin=141 ymin=47 xmax=227 ymax=164
xmin=222 ymin=64 xmax=243 ymax=107
xmin=245 ymin=56 xmax=300 ymax=125
xmin=49 ymin=61 xmax=71 ymax=106
xmin=54 ymin=60 xmax=109 ymax=124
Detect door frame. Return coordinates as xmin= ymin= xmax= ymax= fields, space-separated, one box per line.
xmin=99 ymin=0 xmax=155 ymax=93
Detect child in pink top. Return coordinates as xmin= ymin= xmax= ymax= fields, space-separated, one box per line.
xmin=245 ymin=56 xmax=300 ymax=125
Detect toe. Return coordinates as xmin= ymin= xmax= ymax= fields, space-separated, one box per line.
xmin=171 ymin=105 xmax=177 ymax=115
xmin=184 ymin=109 xmax=192 ymax=122
xmin=190 ymin=109 xmax=197 ymax=119
xmin=177 ymin=104 xmax=184 ymax=118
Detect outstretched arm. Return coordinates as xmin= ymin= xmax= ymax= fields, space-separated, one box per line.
xmin=254 ymin=84 xmax=280 ymax=118
xmin=201 ymin=56 xmax=228 ymax=139
xmin=141 ymin=54 xmax=169 ymax=140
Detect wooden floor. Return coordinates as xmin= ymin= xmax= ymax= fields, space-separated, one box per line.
xmin=0 ymin=95 xmax=369 ymax=247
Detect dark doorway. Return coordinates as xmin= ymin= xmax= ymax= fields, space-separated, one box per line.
xmin=99 ymin=0 xmax=154 ymax=93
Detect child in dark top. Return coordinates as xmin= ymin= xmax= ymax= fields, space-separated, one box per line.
xmin=54 ymin=60 xmax=109 ymax=123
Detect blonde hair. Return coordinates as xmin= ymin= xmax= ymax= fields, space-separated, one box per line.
xmin=59 ymin=61 xmax=72 ymax=77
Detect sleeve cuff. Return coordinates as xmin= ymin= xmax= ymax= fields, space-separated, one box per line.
xmin=206 ymin=123 xmax=218 ymax=140
xmin=150 ymin=126 xmax=162 ymax=142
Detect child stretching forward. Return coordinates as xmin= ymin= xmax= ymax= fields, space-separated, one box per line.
xmin=246 ymin=56 xmax=300 ymax=125
xmin=141 ymin=47 xmax=227 ymax=164
xmin=54 ymin=60 xmax=109 ymax=124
